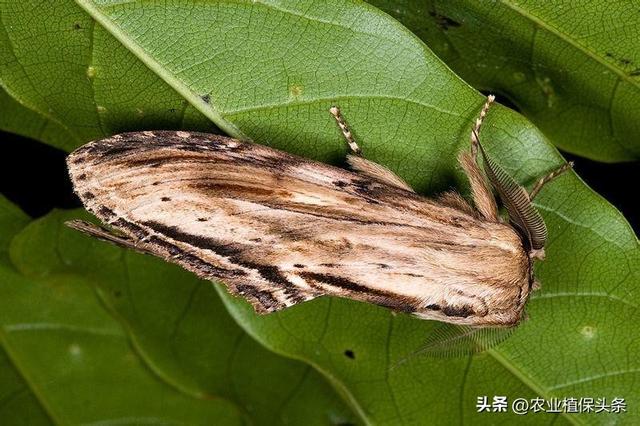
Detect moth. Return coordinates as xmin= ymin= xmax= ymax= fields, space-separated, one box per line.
xmin=66 ymin=96 xmax=571 ymax=327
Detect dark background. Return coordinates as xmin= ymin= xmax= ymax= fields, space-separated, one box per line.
xmin=0 ymin=129 xmax=637 ymax=235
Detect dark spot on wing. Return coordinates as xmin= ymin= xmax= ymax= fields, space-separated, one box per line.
xmin=191 ymin=182 xmax=275 ymax=198
xmin=201 ymin=94 xmax=211 ymax=103
xmin=235 ymin=284 xmax=278 ymax=309
xmin=95 ymin=206 xmax=116 ymax=220
xmin=147 ymin=235 xmax=181 ymax=256
xmin=302 ymin=272 xmax=372 ymax=293
xmin=351 ymin=178 xmax=373 ymax=195
xmin=287 ymin=291 xmax=308 ymax=304
xmin=82 ymin=192 xmax=94 ymax=200
xmin=426 ymin=304 xmax=440 ymax=311
xmin=112 ymin=218 xmax=148 ymax=239
xmin=248 ymin=263 xmax=291 ymax=287
xmin=400 ymin=272 xmax=424 ymax=278
xmin=101 ymin=144 xmax=139 ymax=157
xmin=161 ymin=197 xmax=171 ymax=202
xmin=197 ymin=217 xmax=208 ymax=222
xmin=349 ymin=179 xmax=381 ymax=205
xmin=442 ymin=305 xmax=474 ymax=318
xmin=293 ymin=264 xmax=305 ymax=268
xmin=344 ymin=350 xmax=355 ymax=360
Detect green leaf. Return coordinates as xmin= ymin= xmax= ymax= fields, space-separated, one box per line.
xmin=0 ymin=197 xmax=246 ymax=425
xmin=0 ymin=200 xmax=50 ymax=425
xmin=0 ymin=88 xmax=73 ymax=151
xmin=0 ymin=347 xmax=51 ymax=425
xmin=0 ymin=1 xmax=217 ymax=150
xmin=1 ymin=0 xmax=638 ymax=424
xmin=368 ymin=0 xmax=640 ymax=162
xmin=4 ymin=204 xmax=357 ymax=425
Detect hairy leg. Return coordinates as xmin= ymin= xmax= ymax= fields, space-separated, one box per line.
xmin=458 ymin=96 xmax=499 ymax=221
xmin=65 ymin=220 xmax=156 ymax=256
xmin=329 ymin=106 xmax=361 ymax=155
xmin=330 ymin=106 xmax=414 ymax=192
xmin=529 ymin=162 xmax=574 ymax=200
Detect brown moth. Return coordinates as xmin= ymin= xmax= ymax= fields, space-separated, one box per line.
xmin=66 ymin=96 xmax=571 ymax=327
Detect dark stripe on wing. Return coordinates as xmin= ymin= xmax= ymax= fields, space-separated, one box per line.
xmin=300 ymin=272 xmax=417 ymax=313
xmin=141 ymin=220 xmax=301 ymax=299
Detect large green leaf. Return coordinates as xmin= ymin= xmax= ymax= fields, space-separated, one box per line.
xmin=368 ymin=0 xmax=640 ymax=162
xmin=0 ymin=196 xmax=245 ymax=424
xmin=0 ymin=200 xmax=48 ymax=425
xmin=1 ymin=0 xmax=638 ymax=424
xmin=0 ymin=348 xmax=51 ymax=425
xmin=0 ymin=1 xmax=217 ymax=151
xmin=0 ymin=88 xmax=72 ymax=151
xmin=2 ymin=201 xmax=357 ymax=425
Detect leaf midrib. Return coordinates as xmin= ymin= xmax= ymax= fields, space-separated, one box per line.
xmin=74 ymin=0 xmax=246 ymax=141
xmin=0 ymin=329 xmax=59 ymax=425
xmin=498 ymin=0 xmax=640 ymax=91
xmin=489 ymin=348 xmax=583 ymax=425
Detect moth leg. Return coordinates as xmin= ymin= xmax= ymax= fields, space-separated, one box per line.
xmin=458 ymin=95 xmax=499 ymax=221
xmin=528 ymin=162 xmax=574 ymax=200
xmin=65 ymin=220 xmax=155 ymax=256
xmin=329 ymin=106 xmax=361 ymax=155
xmin=329 ymin=106 xmax=414 ymax=192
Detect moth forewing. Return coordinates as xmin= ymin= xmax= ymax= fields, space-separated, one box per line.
xmin=67 ymin=130 xmax=532 ymax=327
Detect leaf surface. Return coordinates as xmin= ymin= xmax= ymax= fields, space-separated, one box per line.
xmin=0 ymin=197 xmax=246 ymax=425
xmin=0 ymin=88 xmax=72 ymax=151
xmin=368 ymin=0 xmax=640 ymax=162
xmin=0 ymin=1 xmax=217 ymax=150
